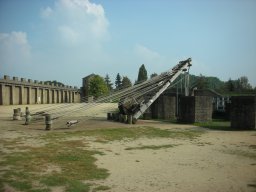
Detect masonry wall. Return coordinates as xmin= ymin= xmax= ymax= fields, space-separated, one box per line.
xmin=179 ymin=96 xmax=212 ymax=123
xmin=0 ymin=75 xmax=80 ymax=105
xmin=151 ymin=95 xmax=176 ymax=120
xmin=231 ymin=96 xmax=256 ymax=130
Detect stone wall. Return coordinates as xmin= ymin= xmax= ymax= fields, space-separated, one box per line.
xmin=231 ymin=96 xmax=256 ymax=130
xmin=151 ymin=95 xmax=176 ymax=120
xmin=179 ymin=96 xmax=212 ymax=123
xmin=0 ymin=75 xmax=80 ymax=105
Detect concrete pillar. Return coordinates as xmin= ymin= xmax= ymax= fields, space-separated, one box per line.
xmin=28 ymin=87 xmax=31 ymax=104
xmin=69 ymin=91 xmax=73 ymax=103
xmin=18 ymin=86 xmax=23 ymax=105
xmin=47 ymin=89 xmax=51 ymax=104
xmin=72 ymin=92 xmax=75 ymax=103
xmin=65 ymin=91 xmax=68 ymax=103
xmin=60 ymin=90 xmax=63 ymax=103
xmin=35 ymin=88 xmax=39 ymax=104
xmin=0 ymin=84 xmax=3 ymax=105
xmin=68 ymin=91 xmax=71 ymax=103
xmin=55 ymin=90 xmax=57 ymax=103
xmin=20 ymin=86 xmax=24 ymax=105
xmin=45 ymin=89 xmax=50 ymax=104
xmin=52 ymin=90 xmax=55 ymax=104
xmin=10 ymin=85 xmax=14 ymax=105
xmin=231 ymin=96 xmax=256 ymax=130
xmin=39 ymin=89 xmax=43 ymax=104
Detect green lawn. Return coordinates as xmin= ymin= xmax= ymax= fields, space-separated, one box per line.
xmin=0 ymin=126 xmax=204 ymax=192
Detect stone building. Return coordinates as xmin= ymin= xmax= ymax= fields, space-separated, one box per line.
xmin=178 ymin=96 xmax=213 ymax=123
xmin=231 ymin=96 xmax=256 ymax=130
xmin=151 ymin=94 xmax=176 ymax=120
xmin=143 ymin=89 xmax=213 ymax=122
xmin=81 ymin=74 xmax=95 ymax=102
xmin=193 ymin=89 xmax=229 ymax=112
xmin=0 ymin=75 xmax=80 ymax=105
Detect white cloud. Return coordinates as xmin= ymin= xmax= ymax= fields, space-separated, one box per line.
xmin=0 ymin=31 xmax=31 ymax=69
xmin=1 ymin=0 xmax=110 ymax=86
xmin=41 ymin=0 xmax=109 ymax=45
xmin=58 ymin=25 xmax=79 ymax=44
xmin=133 ymin=44 xmax=173 ymax=77
xmin=40 ymin=7 xmax=53 ymax=18
xmin=134 ymin=44 xmax=161 ymax=62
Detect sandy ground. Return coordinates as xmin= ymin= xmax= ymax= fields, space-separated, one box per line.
xmin=0 ymin=104 xmax=256 ymax=192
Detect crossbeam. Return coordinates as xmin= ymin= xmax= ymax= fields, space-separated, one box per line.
xmin=132 ymin=58 xmax=192 ymax=120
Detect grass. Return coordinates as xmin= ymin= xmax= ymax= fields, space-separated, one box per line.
xmin=222 ymin=149 xmax=256 ymax=160
xmin=125 ymin=144 xmax=178 ymax=150
xmin=0 ymin=126 xmax=204 ymax=192
xmin=194 ymin=119 xmax=232 ymax=131
xmin=0 ymin=139 xmax=109 ymax=192
xmin=42 ymin=126 xmax=204 ymax=142
xmin=92 ymin=185 xmax=111 ymax=191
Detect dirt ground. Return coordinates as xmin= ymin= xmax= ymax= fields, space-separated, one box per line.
xmin=0 ymin=104 xmax=256 ymax=192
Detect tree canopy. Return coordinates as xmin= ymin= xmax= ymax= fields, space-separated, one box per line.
xmin=150 ymin=73 xmax=158 ymax=79
xmin=121 ymin=76 xmax=132 ymax=89
xmin=137 ymin=64 xmax=148 ymax=83
xmin=115 ymin=73 xmax=122 ymax=89
xmin=104 ymin=74 xmax=113 ymax=91
xmin=88 ymin=75 xmax=109 ymax=98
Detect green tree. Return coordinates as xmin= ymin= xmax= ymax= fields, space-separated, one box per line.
xmin=115 ymin=73 xmax=122 ymax=89
xmin=137 ymin=64 xmax=148 ymax=83
xmin=121 ymin=76 xmax=132 ymax=89
xmin=45 ymin=80 xmax=64 ymax=86
xmin=238 ymin=76 xmax=252 ymax=90
xmin=150 ymin=73 xmax=158 ymax=79
xmin=89 ymin=75 xmax=109 ymax=98
xmin=104 ymin=74 xmax=113 ymax=91
xmin=225 ymin=78 xmax=235 ymax=92
xmin=196 ymin=74 xmax=209 ymax=89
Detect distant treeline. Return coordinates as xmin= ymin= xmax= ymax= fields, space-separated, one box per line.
xmin=45 ymin=80 xmax=65 ymax=87
xmin=186 ymin=74 xmax=256 ymax=95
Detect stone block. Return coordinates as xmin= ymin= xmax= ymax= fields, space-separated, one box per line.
xmin=13 ymin=77 xmax=19 ymax=81
xmin=231 ymin=96 xmax=256 ymax=130
xmin=4 ymin=75 xmax=10 ymax=80
xmin=151 ymin=95 xmax=176 ymax=120
xmin=179 ymin=96 xmax=212 ymax=123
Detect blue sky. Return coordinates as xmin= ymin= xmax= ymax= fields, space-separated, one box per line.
xmin=0 ymin=0 xmax=256 ymax=87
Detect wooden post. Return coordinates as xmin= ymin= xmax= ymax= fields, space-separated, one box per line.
xmin=13 ymin=108 xmax=21 ymax=120
xmin=25 ymin=107 xmax=31 ymax=125
xmin=127 ymin=115 xmax=133 ymax=124
xmin=45 ymin=114 xmax=52 ymax=130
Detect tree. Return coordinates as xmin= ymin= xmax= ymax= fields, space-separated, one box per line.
xmin=225 ymin=78 xmax=235 ymax=92
xmin=45 ymin=80 xmax=64 ymax=87
xmin=137 ymin=64 xmax=148 ymax=83
xmin=104 ymin=74 xmax=113 ymax=91
xmin=238 ymin=76 xmax=252 ymax=90
xmin=150 ymin=73 xmax=158 ymax=79
xmin=196 ymin=74 xmax=209 ymax=89
xmin=115 ymin=73 xmax=122 ymax=89
xmin=121 ymin=76 xmax=132 ymax=89
xmin=88 ymin=75 xmax=109 ymax=98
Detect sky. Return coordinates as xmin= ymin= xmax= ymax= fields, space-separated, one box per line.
xmin=0 ymin=0 xmax=256 ymax=87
